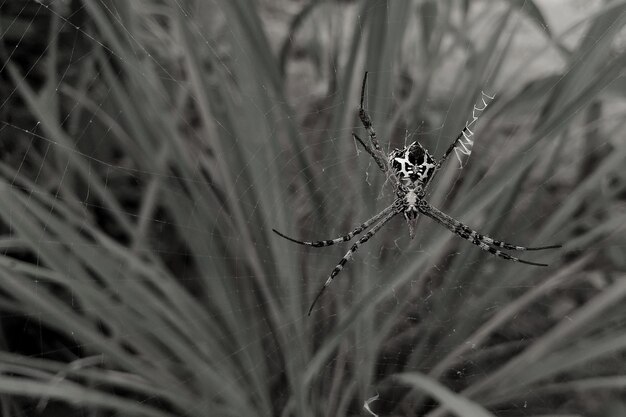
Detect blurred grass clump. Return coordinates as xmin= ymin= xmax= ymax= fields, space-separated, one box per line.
xmin=0 ymin=0 xmax=626 ymax=416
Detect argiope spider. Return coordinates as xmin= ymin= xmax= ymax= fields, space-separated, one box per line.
xmin=273 ymin=72 xmax=561 ymax=316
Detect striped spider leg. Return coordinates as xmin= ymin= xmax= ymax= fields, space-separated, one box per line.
xmin=274 ymin=72 xmax=561 ymax=316
xmin=273 ymin=203 xmax=400 ymax=315
xmin=417 ymin=200 xmax=561 ymax=266
xmin=353 ymin=72 xmax=402 ymax=188
xmin=424 ymin=94 xmax=494 ymax=190
xmin=305 ymin=205 xmax=400 ymax=316
xmin=272 ymin=203 xmax=396 ymax=248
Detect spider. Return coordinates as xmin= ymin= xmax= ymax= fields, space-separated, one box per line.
xmin=273 ymin=72 xmax=561 ymax=316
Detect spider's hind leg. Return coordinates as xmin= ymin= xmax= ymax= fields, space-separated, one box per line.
xmin=353 ymin=133 xmax=387 ymax=173
xmin=358 ymin=72 xmax=386 ymax=160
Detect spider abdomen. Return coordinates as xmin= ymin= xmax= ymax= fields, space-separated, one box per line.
xmin=390 ymin=141 xmax=437 ymax=185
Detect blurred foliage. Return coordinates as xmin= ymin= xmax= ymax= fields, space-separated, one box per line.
xmin=0 ymin=0 xmax=626 ymax=416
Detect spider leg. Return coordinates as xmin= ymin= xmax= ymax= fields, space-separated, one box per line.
xmin=418 ymin=202 xmax=560 ymax=267
xmin=435 ymin=90 xmax=495 ymax=174
xmin=272 ymin=204 xmax=396 ymax=247
xmin=308 ymin=208 xmax=399 ymax=315
xmin=357 ymin=72 xmax=403 ymax=188
xmin=425 ymin=94 xmax=493 ymax=189
xmin=353 ymin=133 xmax=387 ymax=173
xmin=422 ymin=126 xmax=473 ymax=190
xmin=358 ymin=72 xmax=386 ymax=161
xmin=428 ymin=207 xmax=561 ymax=251
xmin=438 ymin=126 xmax=472 ymax=168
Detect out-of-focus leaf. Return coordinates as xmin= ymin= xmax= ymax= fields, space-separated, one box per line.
xmin=396 ymin=373 xmax=496 ymax=417
xmin=505 ymin=0 xmax=551 ymax=36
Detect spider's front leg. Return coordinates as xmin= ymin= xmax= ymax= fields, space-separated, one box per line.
xmin=418 ymin=200 xmax=561 ymax=266
xmin=307 ymin=207 xmax=399 ymax=315
xmin=272 ymin=203 xmax=396 ymax=247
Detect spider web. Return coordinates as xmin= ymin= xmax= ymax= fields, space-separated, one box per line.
xmin=1 ymin=1 xmax=625 ymax=417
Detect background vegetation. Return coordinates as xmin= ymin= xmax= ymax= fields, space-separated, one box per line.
xmin=0 ymin=0 xmax=626 ymax=416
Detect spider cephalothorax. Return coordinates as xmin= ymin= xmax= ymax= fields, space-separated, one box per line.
xmin=273 ymin=72 xmax=561 ymax=316
xmin=393 ymin=182 xmax=422 ymax=239
xmin=390 ymin=141 xmax=436 ymax=238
